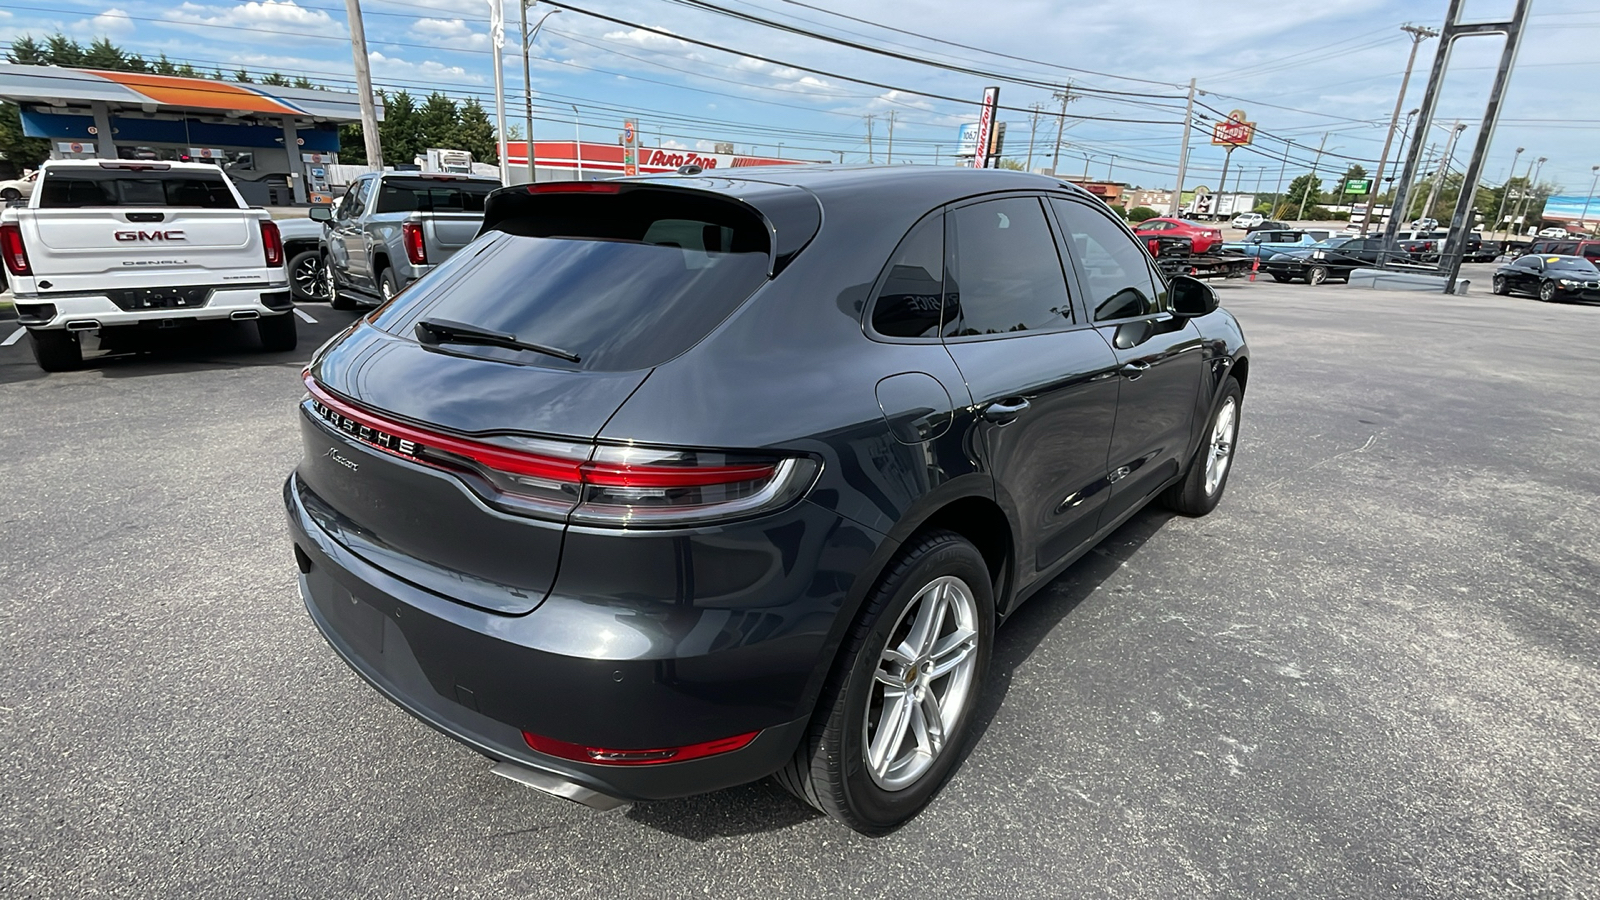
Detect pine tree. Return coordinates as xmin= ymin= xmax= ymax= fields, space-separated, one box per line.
xmin=233 ymin=69 xmax=254 ymax=83
xmin=416 ymin=92 xmax=460 ymax=151
xmin=292 ymin=76 xmax=316 ymax=90
xmin=261 ymin=72 xmax=290 ymax=87
xmin=338 ymin=123 xmax=367 ymax=165
xmin=379 ymin=91 xmax=423 ymax=165
xmin=83 ymin=37 xmax=126 ymax=69
xmin=44 ymin=35 xmax=85 ymax=67
xmin=0 ymin=103 xmax=52 ymax=170
xmin=6 ymin=36 xmax=47 ymax=65
xmin=454 ymin=98 xmax=498 ymax=164
xmin=152 ymin=54 xmax=178 ymax=76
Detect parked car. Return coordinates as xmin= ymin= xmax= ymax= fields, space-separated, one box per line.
xmin=0 ymin=159 xmax=294 ymax=371
xmin=1524 ymin=238 xmax=1580 ymax=257
xmin=311 ymin=171 xmax=500 ymax=309
xmin=1230 ymin=212 xmax=1264 ymax=229
xmin=1393 ymin=230 xmax=1443 ymax=262
xmin=0 ymin=169 xmax=38 ymax=203
xmin=1246 ymin=219 xmax=1291 ymax=234
xmin=1538 ymin=227 xmax=1569 ymax=239
xmin=1410 ymin=217 xmax=1439 ymax=231
xmin=1222 ymin=229 xmax=1318 ymax=259
xmin=1262 ymin=236 xmax=1409 ymax=284
xmin=284 ymin=169 xmax=1250 ymax=834
xmin=1467 ymin=238 xmax=1505 ymax=263
xmin=1133 ymin=217 xmax=1223 ymax=254
xmin=275 ymin=217 xmax=329 ymax=302
xmin=1492 ymin=254 xmax=1600 ymax=302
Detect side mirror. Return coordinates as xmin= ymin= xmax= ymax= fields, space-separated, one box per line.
xmin=1170 ymin=274 xmax=1219 ymax=317
xmin=308 ymin=205 xmax=333 ymax=222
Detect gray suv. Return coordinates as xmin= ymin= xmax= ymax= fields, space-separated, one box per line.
xmin=311 ymin=172 xmax=499 ymax=309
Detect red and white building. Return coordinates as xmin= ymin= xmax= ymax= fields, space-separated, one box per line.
xmin=504 ymin=141 xmax=819 ymax=181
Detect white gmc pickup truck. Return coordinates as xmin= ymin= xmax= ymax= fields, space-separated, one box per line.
xmin=0 ymin=159 xmax=295 ymax=371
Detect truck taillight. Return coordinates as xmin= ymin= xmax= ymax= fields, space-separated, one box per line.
xmin=260 ymin=220 xmax=283 ymax=267
xmin=0 ymin=223 xmax=30 ymax=275
xmin=304 ymin=374 xmax=819 ymax=527
xmin=402 ymin=222 xmax=427 ymax=265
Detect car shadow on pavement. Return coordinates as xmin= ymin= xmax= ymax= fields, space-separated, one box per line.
xmin=0 ymin=319 xmax=325 ymax=386
xmin=623 ymin=507 xmax=1175 ymax=842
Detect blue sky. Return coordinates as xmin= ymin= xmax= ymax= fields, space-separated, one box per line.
xmin=1 ymin=0 xmax=1596 ymax=191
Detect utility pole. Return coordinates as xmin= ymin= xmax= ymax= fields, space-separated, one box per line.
xmin=344 ymin=0 xmax=383 ymax=167
xmin=886 ymin=111 xmax=895 ymax=164
xmin=865 ymin=114 xmax=876 ymax=164
xmin=1270 ymin=139 xmax=1292 ymax=219
xmin=1169 ymin=78 xmax=1196 ymax=215
xmin=1217 ymin=146 xmax=1236 ymax=215
xmin=1579 ymin=165 xmax=1600 ymax=236
xmin=1423 ymin=122 xmax=1467 ymax=221
xmin=1361 ymin=23 xmax=1437 ymax=234
xmin=1108 ymin=154 xmax=1117 ymax=183
xmin=1025 ymin=103 xmax=1044 ymax=172
xmin=834 ymin=150 xmax=846 ymax=163
xmin=1050 ymin=84 xmax=1075 ymax=176
xmin=1493 ymin=146 xmax=1525 ymax=241
xmin=1512 ymin=155 xmax=1546 ymax=236
xmin=489 ymin=0 xmax=509 ymax=186
xmin=1296 ymin=132 xmax=1329 ymax=222
xmin=1253 ymin=165 xmax=1264 ymax=202
xmin=520 ymin=3 xmax=560 ymax=183
xmin=934 ymin=145 xmax=941 ymax=166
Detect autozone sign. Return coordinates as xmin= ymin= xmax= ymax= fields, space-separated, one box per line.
xmin=642 ymin=149 xmax=727 ymax=169
xmin=1212 ymin=109 xmax=1255 ymax=146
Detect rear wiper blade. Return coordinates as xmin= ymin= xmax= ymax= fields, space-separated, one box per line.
xmin=414 ymin=318 xmax=581 ymax=363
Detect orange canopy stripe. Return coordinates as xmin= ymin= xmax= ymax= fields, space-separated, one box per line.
xmin=88 ymin=70 xmax=303 ymax=116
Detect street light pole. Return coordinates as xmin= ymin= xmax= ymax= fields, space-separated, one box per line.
xmin=521 ymin=4 xmax=560 ymax=183
xmin=1361 ymin=23 xmax=1437 ymax=234
xmin=1423 ymin=122 xmax=1468 ymax=222
xmin=1296 ymin=132 xmax=1330 ymax=222
xmin=1579 ymin=165 xmax=1600 ymax=236
xmin=489 ymin=0 xmax=509 ymax=186
xmin=1493 ymin=146 xmax=1524 ymax=241
xmin=1269 ymin=139 xmax=1291 ymax=219
xmin=570 ymin=104 xmax=583 ymax=180
xmin=1512 ymin=155 xmax=1546 ymax=236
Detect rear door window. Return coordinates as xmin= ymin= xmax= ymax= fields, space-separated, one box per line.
xmin=38 ymin=168 xmax=237 ymax=208
xmin=1050 ymin=198 xmax=1161 ymax=322
xmin=371 ymin=188 xmax=772 ymax=372
xmin=871 ymin=213 xmax=945 ymax=338
xmin=942 ymin=197 xmax=1073 ymax=337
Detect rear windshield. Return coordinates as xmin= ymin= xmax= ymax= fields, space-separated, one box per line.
xmin=373 ymin=178 xmax=498 ymax=214
xmin=38 ymin=169 xmax=237 ymax=208
xmin=372 ymin=189 xmax=771 ymax=371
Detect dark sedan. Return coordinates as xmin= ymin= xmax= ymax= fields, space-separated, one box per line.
xmin=1262 ymin=236 xmax=1410 ymax=284
xmin=284 ymin=167 xmax=1249 ymax=834
xmin=1493 ymin=254 xmax=1600 ymax=302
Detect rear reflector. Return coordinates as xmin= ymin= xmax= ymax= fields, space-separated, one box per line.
xmin=0 ymin=222 xmax=30 ymax=275
xmin=401 ymin=221 xmax=427 ymax=265
xmin=303 ymin=374 xmax=818 ymax=526
xmin=522 ymin=729 xmax=759 ymax=766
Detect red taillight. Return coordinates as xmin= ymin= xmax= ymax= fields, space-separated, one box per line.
xmin=401 ymin=221 xmax=427 ymax=266
xmin=0 ymin=222 xmax=30 ymax=275
xmin=261 ymin=220 xmax=283 ymax=267
xmin=522 ymin=729 xmax=759 ymax=766
xmin=303 ymin=375 xmax=815 ymax=526
xmin=527 ymin=181 xmax=620 ymax=194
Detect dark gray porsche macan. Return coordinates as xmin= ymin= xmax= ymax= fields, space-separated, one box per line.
xmin=284 ymin=166 xmax=1249 ymax=834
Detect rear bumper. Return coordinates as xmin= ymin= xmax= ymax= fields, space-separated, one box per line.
xmin=15 ymin=283 xmax=293 ymax=330
xmin=283 ymin=472 xmax=840 ymax=803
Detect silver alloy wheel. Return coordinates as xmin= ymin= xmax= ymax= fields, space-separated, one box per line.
xmin=381 ymin=278 xmax=395 ymax=301
xmin=1205 ymin=396 xmax=1238 ymax=496
xmin=293 ymin=254 xmax=328 ymax=300
xmin=321 ymin=262 xmax=336 ymax=301
xmin=864 ymin=574 xmax=980 ymax=791
xmin=1309 ymin=265 xmax=1329 ymax=285
xmin=1539 ymin=281 xmax=1556 ymax=302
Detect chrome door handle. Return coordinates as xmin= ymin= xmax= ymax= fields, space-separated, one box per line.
xmin=1120 ymin=361 xmax=1151 ymax=380
xmin=982 ymin=397 xmax=1030 ymax=424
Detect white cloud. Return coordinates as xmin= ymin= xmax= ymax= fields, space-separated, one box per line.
xmin=72 ymin=8 xmax=133 ymax=35
xmin=411 ymin=17 xmax=488 ymax=51
xmin=660 ymin=139 xmax=688 ymax=150
xmin=163 ymin=1 xmax=346 ymax=40
xmin=367 ymin=50 xmax=481 ymax=84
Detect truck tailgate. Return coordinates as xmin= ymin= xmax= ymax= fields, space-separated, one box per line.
xmin=421 ymin=213 xmax=483 ymax=262
xmin=17 ymin=208 xmax=274 ymax=291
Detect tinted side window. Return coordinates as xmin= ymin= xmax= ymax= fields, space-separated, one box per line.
xmin=1050 ymin=198 xmax=1160 ymax=322
xmin=871 ymin=213 xmax=944 ymax=338
xmin=943 ymin=198 xmax=1073 ymax=337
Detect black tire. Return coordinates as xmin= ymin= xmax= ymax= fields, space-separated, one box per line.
xmin=1492 ymin=275 xmax=1509 ymax=295
xmin=29 ymin=329 xmax=83 ymax=372
xmin=1538 ymin=280 xmax=1557 ymax=303
xmin=775 ymin=529 xmax=994 ymax=835
xmin=1307 ymin=264 xmax=1330 ymax=286
xmin=257 ymin=312 xmax=298 ymax=352
xmin=1269 ymin=273 xmax=1289 ymax=283
xmin=1162 ymin=377 xmax=1243 ymax=517
xmin=326 ymin=256 xmax=357 ymax=310
xmin=379 ymin=266 xmax=402 ymax=304
xmin=287 ymin=249 xmax=328 ymax=302
xmin=1 ymin=188 xmax=20 ymax=203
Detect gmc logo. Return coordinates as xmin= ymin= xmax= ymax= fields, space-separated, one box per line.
xmin=114 ymin=230 xmax=186 ymax=242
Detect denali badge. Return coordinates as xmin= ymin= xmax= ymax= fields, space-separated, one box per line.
xmin=114 ymin=230 xmax=186 ymax=242
xmin=325 ymin=447 xmax=360 ymax=471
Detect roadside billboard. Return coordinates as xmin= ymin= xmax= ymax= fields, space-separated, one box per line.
xmin=970 ymin=87 xmax=1001 ymax=169
xmin=957 ymin=121 xmax=1007 ymax=159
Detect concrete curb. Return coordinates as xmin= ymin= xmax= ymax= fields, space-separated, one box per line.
xmin=1347 ymin=268 xmax=1469 ymax=294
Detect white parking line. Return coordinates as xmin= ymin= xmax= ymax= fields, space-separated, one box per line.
xmin=2 ymin=327 xmax=24 ymax=347
xmin=293 ymin=308 xmax=317 ymax=324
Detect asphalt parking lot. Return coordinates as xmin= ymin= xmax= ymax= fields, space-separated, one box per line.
xmin=2 ymin=271 xmax=1597 ymax=898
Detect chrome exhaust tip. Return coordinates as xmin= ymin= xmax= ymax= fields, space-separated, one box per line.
xmin=64 ymin=320 xmax=101 ymax=331
xmin=230 ymin=310 xmax=261 ymax=321
xmin=489 ymin=761 xmax=626 ymax=811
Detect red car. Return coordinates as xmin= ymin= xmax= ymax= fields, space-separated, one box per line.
xmin=1134 ymin=218 xmax=1223 ymax=254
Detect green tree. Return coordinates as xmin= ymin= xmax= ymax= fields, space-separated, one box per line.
xmin=261 ymin=72 xmax=290 ymax=87
xmin=1284 ymin=173 xmax=1323 ymax=213
xmin=175 ymin=63 xmax=199 ymax=78
xmin=1128 ymin=206 xmax=1160 ymax=222
xmin=416 ymin=92 xmax=460 ymax=151
xmin=44 ymin=35 xmax=86 ymax=67
xmin=379 ymin=90 xmax=423 ymax=164
xmin=6 ymin=36 xmax=47 ymax=65
xmin=454 ymin=97 xmax=498 ymax=164
xmin=151 ymin=53 xmax=178 ymax=76
xmin=338 ymin=122 xmax=367 ymax=165
xmin=83 ymin=37 xmax=127 ymax=69
xmin=0 ymin=102 xmax=51 ymax=171
xmin=291 ymin=76 xmax=316 ymax=90
xmin=233 ymin=69 xmax=254 ymax=83
xmin=996 ymin=158 xmax=1025 ymax=171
